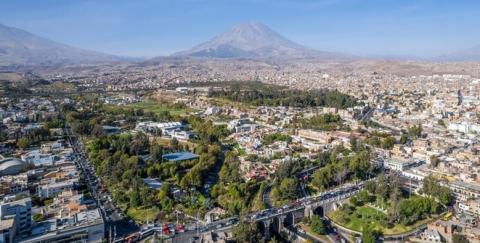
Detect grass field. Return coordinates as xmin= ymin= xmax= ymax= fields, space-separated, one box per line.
xmin=328 ymin=205 xmax=433 ymax=235
xmin=297 ymin=223 xmax=332 ymax=242
xmin=106 ymin=101 xmax=194 ymax=116
xmin=127 ymin=207 xmax=160 ymax=223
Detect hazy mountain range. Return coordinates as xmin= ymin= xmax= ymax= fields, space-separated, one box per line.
xmin=0 ymin=23 xmax=123 ymax=67
xmin=1 ymin=22 xmax=480 ymax=68
xmin=439 ymin=45 xmax=480 ymax=61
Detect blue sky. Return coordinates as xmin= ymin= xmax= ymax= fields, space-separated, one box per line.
xmin=1 ymin=0 xmax=480 ymax=57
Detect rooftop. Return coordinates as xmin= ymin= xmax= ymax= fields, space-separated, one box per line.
xmin=142 ymin=178 xmax=162 ymax=190
xmin=162 ymin=151 xmax=199 ymax=162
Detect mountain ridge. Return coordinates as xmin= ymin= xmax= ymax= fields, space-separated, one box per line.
xmin=172 ymin=21 xmax=354 ymax=60
xmin=0 ymin=23 xmax=124 ymax=67
xmin=438 ymin=44 xmax=480 ymax=61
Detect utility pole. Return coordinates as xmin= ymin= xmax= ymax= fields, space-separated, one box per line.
xmin=160 ymin=222 xmax=163 ymax=243
xmin=109 ymin=225 xmax=112 ymax=243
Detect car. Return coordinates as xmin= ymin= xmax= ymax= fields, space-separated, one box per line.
xmin=176 ymin=224 xmax=185 ymax=233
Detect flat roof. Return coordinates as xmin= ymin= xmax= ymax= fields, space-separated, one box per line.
xmin=162 ymin=152 xmax=199 ymax=162
xmin=142 ymin=178 xmax=162 ymax=190
xmin=0 ymin=218 xmax=14 ymax=231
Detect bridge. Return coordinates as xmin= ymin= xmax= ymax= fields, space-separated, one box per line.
xmin=246 ymin=182 xmax=365 ymax=237
xmin=133 ymin=181 xmax=369 ymax=242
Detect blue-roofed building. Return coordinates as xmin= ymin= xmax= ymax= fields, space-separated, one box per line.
xmin=162 ymin=152 xmax=199 ymax=162
xmin=142 ymin=178 xmax=162 ymax=190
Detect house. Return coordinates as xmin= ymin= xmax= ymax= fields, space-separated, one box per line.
xmin=40 ymin=141 xmax=64 ymax=154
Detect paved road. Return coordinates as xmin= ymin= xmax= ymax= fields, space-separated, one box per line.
xmin=64 ymin=123 xmax=139 ymax=240
xmin=262 ymin=184 xmax=273 ymax=208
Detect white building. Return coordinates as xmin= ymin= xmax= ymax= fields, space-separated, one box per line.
xmin=21 ymin=150 xmax=55 ymax=167
xmin=205 ymin=106 xmax=221 ymax=115
xmin=135 ymin=121 xmax=185 ymax=136
xmin=37 ymin=179 xmax=78 ymax=199
xmin=171 ymin=130 xmax=194 ymax=140
xmin=227 ymin=118 xmax=256 ymax=133
xmin=402 ymin=168 xmax=427 ymax=181
xmin=384 ymin=156 xmax=418 ymax=171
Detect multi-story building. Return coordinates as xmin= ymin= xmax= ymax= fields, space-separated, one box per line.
xmin=450 ymin=181 xmax=480 ymax=201
xmin=22 ymin=209 xmax=104 ymax=243
xmin=0 ymin=174 xmax=28 ymax=197
xmin=458 ymin=198 xmax=480 ymax=218
xmin=0 ymin=195 xmax=32 ymax=236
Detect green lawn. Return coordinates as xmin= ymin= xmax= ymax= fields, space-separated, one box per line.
xmin=329 ymin=205 xmax=387 ymax=232
xmin=298 ymin=223 xmax=332 ymax=243
xmin=127 ymin=207 xmax=160 ymax=223
xmin=328 ymin=205 xmax=434 ymax=235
